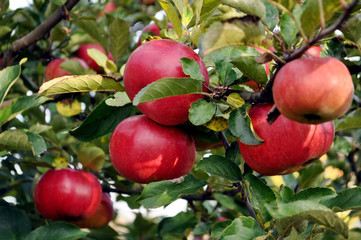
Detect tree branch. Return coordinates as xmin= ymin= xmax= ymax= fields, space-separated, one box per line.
xmin=0 ymin=0 xmax=80 ymax=70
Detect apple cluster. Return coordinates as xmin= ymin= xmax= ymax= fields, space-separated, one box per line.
xmin=33 ymin=168 xmax=114 ymax=228
xmin=109 ymin=39 xmax=210 ymax=183
xmin=238 ymin=49 xmax=354 ymax=176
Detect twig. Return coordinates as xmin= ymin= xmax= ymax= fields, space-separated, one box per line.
xmin=346 ymin=147 xmax=361 ymax=185
xmin=0 ymin=0 xmax=80 ymax=70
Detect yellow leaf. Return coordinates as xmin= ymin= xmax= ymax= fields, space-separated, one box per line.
xmin=227 ymin=93 xmax=245 ymax=108
xmin=56 ymin=99 xmax=82 ymax=117
xmin=204 ymin=116 xmax=229 ymax=131
xmin=52 ymin=157 xmax=68 ymax=169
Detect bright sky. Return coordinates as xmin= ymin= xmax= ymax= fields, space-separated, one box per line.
xmin=9 ymin=0 xmax=31 ymax=9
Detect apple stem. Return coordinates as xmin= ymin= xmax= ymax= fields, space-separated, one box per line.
xmin=217 ymin=131 xmax=231 ymax=149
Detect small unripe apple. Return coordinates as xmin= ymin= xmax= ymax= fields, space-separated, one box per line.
xmin=76 ymin=43 xmax=114 ymax=73
xmin=273 ymin=57 xmax=354 ymax=124
xmin=238 ymin=104 xmax=335 ymax=175
xmin=44 ymin=57 xmax=88 ymax=81
xmin=124 ymin=39 xmax=209 ymax=126
xmin=109 ymin=115 xmax=196 ymax=183
xmin=72 ymin=193 xmax=114 ymax=228
xmin=33 ymin=168 xmax=102 ymax=221
xmin=137 ymin=23 xmax=173 ymax=46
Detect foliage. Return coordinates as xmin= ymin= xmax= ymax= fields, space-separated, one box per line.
xmin=1 ymin=0 xmax=361 ymax=239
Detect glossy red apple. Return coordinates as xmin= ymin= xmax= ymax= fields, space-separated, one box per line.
xmin=123 ymin=39 xmax=209 ymax=126
xmin=109 ymin=115 xmax=196 ymax=183
xmin=44 ymin=57 xmax=88 ymax=81
xmin=273 ymin=57 xmax=354 ymax=124
xmin=238 ymin=104 xmax=335 ymax=175
xmin=76 ymin=43 xmax=114 ymax=73
xmin=137 ymin=23 xmax=173 ymax=46
xmin=72 ymin=193 xmax=114 ymax=228
xmin=33 ymin=168 xmax=102 ymax=221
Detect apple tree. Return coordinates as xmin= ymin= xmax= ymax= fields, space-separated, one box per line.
xmin=1 ymin=0 xmax=361 ymax=239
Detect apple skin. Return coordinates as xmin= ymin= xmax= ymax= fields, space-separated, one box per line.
xmin=273 ymin=57 xmax=354 ymax=124
xmin=123 ymin=39 xmax=209 ymax=126
xmin=238 ymin=104 xmax=335 ymax=175
xmin=104 ymin=2 xmax=116 ymax=13
xmin=140 ymin=0 xmax=155 ymax=5
xmin=305 ymin=46 xmax=322 ymax=58
xmin=137 ymin=23 xmax=173 ymax=46
xmin=72 ymin=193 xmax=114 ymax=228
xmin=33 ymin=168 xmax=102 ymax=221
xmin=76 ymin=43 xmax=114 ymax=73
xmin=109 ymin=115 xmax=196 ymax=183
xmin=44 ymin=57 xmax=88 ymax=81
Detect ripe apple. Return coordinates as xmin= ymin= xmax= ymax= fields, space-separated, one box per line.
xmin=109 ymin=115 xmax=196 ymax=183
xmin=273 ymin=57 xmax=354 ymax=124
xmin=72 ymin=193 xmax=114 ymax=228
xmin=33 ymin=168 xmax=102 ymax=221
xmin=76 ymin=43 xmax=114 ymax=73
xmin=44 ymin=57 xmax=88 ymax=81
xmin=97 ymin=2 xmax=116 ymax=18
xmin=140 ymin=0 xmax=155 ymax=5
xmin=123 ymin=39 xmax=209 ymax=126
xmin=238 ymin=104 xmax=335 ymax=175
xmin=137 ymin=23 xmax=173 ymax=46
xmin=305 ymin=46 xmax=322 ymax=58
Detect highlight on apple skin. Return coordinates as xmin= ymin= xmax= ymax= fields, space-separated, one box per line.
xmin=273 ymin=57 xmax=354 ymax=124
xmin=238 ymin=104 xmax=335 ymax=176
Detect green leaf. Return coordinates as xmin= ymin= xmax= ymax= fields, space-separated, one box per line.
xmin=297 ymin=160 xmax=324 ymax=189
xmin=26 ymin=132 xmax=47 ymax=156
xmin=212 ymin=216 xmax=265 ymax=239
xmin=60 ymin=59 xmax=94 ymax=75
xmin=180 ymin=58 xmax=205 ymax=81
xmin=214 ymin=193 xmax=241 ymax=210
xmin=336 ymin=108 xmax=361 ymax=131
xmin=0 ymin=95 xmax=48 ymax=126
xmin=292 ymin=187 xmax=336 ymax=203
xmin=261 ymin=0 xmax=279 ymax=30
xmin=0 ymin=58 xmax=26 ymax=106
xmin=72 ymin=17 xmax=108 ymax=52
xmin=0 ymin=130 xmax=32 ymax=151
xmin=0 ymin=206 xmax=31 ymax=240
xmin=222 ymin=0 xmax=266 ymax=21
xmin=70 ymin=100 xmax=135 ymax=142
xmin=300 ymin=0 xmax=343 ymax=37
xmin=189 ymin=99 xmax=216 ymax=126
xmin=159 ymin=212 xmax=197 ymax=236
xmin=232 ymin=55 xmax=268 ymax=85
xmin=280 ymin=5 xmax=303 ymax=46
xmin=138 ymin=175 xmax=206 ymax=208
xmin=182 ymin=5 xmax=193 ymax=28
xmin=105 ymin=92 xmax=131 ymax=107
xmin=321 ymin=187 xmax=361 ymax=211
xmin=24 ymin=221 xmax=87 ymax=240
xmin=87 ymin=49 xmax=117 ymax=73
xmin=274 ymin=0 xmax=296 ymax=11
xmin=201 ymin=17 xmax=266 ymax=55
xmin=244 ymin=174 xmax=277 ymax=222
xmin=343 ymin=13 xmax=361 ymax=47
xmin=196 ymin=155 xmax=243 ymax=182
xmin=106 ymin=15 xmax=129 ymax=62
xmin=228 ymin=108 xmax=263 ymax=145
xmin=158 ymin=0 xmax=183 ymax=37
xmin=132 ymin=77 xmax=203 ymax=105
xmin=266 ymin=200 xmax=348 ymax=238
xmin=37 ymin=75 xmax=124 ymax=98
xmin=0 ymin=26 xmax=12 ymax=39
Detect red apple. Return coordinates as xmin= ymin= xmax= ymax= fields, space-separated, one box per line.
xmin=305 ymin=46 xmax=322 ymax=58
xmin=76 ymin=43 xmax=114 ymax=73
xmin=72 ymin=193 xmax=114 ymax=228
xmin=109 ymin=115 xmax=196 ymax=183
xmin=140 ymin=0 xmax=155 ymax=5
xmin=273 ymin=57 xmax=354 ymax=124
xmin=104 ymin=2 xmax=116 ymax=13
xmin=238 ymin=104 xmax=335 ymax=175
xmin=123 ymin=39 xmax=209 ymax=126
xmin=34 ymin=168 xmax=102 ymax=221
xmin=137 ymin=23 xmax=173 ymax=46
xmin=44 ymin=57 xmax=88 ymax=81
